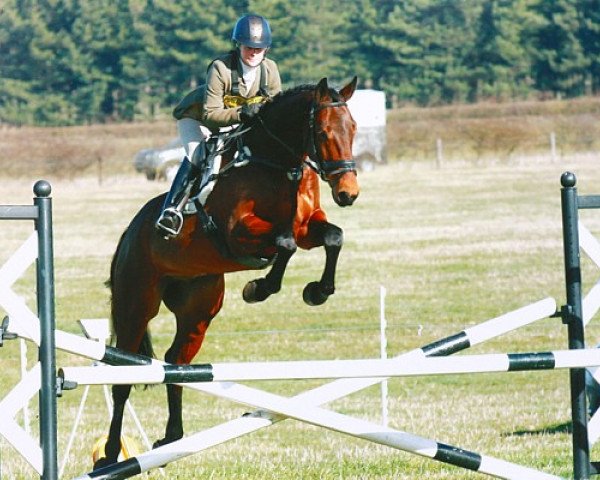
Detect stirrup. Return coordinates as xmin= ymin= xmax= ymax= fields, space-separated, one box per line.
xmin=156 ymin=207 xmax=184 ymax=237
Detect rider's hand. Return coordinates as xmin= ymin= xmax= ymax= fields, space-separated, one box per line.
xmin=239 ymin=103 xmax=262 ymax=122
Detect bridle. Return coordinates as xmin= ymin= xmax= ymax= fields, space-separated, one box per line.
xmin=305 ymin=100 xmax=357 ymax=181
xmin=252 ymin=97 xmax=357 ymax=182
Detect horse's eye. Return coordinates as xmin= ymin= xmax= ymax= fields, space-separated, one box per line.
xmin=317 ymin=131 xmax=328 ymax=142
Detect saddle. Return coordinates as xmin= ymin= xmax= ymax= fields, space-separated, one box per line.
xmin=182 ymin=128 xmax=252 ymax=233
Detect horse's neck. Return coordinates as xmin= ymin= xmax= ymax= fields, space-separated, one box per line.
xmin=248 ymin=97 xmax=309 ymax=162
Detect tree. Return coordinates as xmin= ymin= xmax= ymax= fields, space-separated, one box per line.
xmin=251 ymin=0 xmax=358 ymax=88
xmin=578 ymin=0 xmax=600 ymax=94
xmin=69 ymin=0 xmax=145 ymax=122
xmin=134 ymin=0 xmax=240 ymax=115
xmin=527 ymin=0 xmax=589 ymax=97
xmin=465 ymin=0 xmax=536 ymax=101
xmin=372 ymin=0 xmax=475 ymax=105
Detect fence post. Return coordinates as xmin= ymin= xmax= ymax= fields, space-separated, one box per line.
xmin=560 ymin=172 xmax=591 ymax=480
xmin=436 ymin=138 xmax=443 ymax=168
xmin=33 ymin=181 xmax=57 ymax=480
xmin=550 ymin=132 xmax=557 ymax=163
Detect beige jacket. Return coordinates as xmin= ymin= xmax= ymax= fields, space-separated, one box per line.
xmin=173 ymin=51 xmax=282 ymax=131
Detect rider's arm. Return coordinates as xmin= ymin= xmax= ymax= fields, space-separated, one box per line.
xmin=203 ymin=60 xmax=243 ymax=130
xmin=263 ymin=58 xmax=282 ymax=98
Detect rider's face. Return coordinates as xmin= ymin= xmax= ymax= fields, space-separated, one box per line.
xmin=239 ymin=45 xmax=267 ymax=67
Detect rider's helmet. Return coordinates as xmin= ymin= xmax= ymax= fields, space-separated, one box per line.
xmin=232 ymin=14 xmax=272 ymax=49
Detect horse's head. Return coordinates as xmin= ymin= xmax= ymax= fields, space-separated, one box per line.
xmin=243 ymin=77 xmax=360 ymax=207
xmin=309 ymin=77 xmax=359 ymax=207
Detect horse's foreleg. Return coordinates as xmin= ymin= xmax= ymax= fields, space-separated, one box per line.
xmin=243 ymin=232 xmax=297 ymax=303
xmin=303 ymin=223 xmax=343 ymax=306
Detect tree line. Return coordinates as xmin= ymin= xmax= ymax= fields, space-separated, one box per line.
xmin=1 ymin=0 xmax=599 ymax=126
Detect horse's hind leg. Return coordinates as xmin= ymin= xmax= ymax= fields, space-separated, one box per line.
xmin=94 ymin=272 xmax=161 ymax=469
xmin=154 ymin=274 xmax=225 ymax=447
xmin=301 ymin=222 xmax=344 ymax=306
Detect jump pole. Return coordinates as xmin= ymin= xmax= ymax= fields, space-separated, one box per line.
xmin=69 ymin=298 xmax=559 ymax=480
xmin=59 ymin=348 xmax=600 ymax=385
xmin=0 ymin=181 xmax=56 ymax=480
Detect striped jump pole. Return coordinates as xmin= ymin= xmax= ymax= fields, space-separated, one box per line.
xmin=68 ymin=298 xmax=561 ymax=480
xmin=59 ymin=348 xmax=600 ymax=386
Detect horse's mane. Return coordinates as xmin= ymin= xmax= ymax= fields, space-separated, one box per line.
xmin=266 ymin=82 xmax=343 ymax=109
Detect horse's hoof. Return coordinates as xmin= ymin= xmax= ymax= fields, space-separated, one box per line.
xmin=153 ymin=438 xmax=171 ymax=449
xmin=93 ymin=457 xmax=115 ymax=470
xmin=242 ymin=279 xmax=271 ymax=303
xmin=303 ymin=281 xmax=330 ymax=306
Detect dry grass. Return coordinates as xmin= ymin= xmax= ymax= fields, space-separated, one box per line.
xmin=1 ymin=96 xmax=600 ymax=181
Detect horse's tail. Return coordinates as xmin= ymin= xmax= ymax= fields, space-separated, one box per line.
xmin=106 ymin=224 xmax=156 ymax=361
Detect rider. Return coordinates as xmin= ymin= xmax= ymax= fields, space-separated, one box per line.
xmin=156 ymin=14 xmax=282 ymax=237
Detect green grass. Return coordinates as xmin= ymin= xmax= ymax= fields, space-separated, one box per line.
xmin=2 ymin=154 xmax=600 ymax=478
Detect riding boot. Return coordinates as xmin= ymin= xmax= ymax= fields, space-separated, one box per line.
xmin=155 ymin=157 xmax=200 ymax=237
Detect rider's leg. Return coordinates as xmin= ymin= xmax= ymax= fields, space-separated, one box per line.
xmin=155 ymin=155 xmax=200 ymax=236
xmin=155 ymin=119 xmax=209 ymax=236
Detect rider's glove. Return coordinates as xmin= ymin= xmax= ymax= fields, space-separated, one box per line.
xmin=239 ymin=103 xmax=262 ymax=123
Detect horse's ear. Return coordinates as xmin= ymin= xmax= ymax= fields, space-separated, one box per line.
xmin=339 ymin=76 xmax=358 ymax=102
xmin=315 ymin=78 xmax=330 ymax=102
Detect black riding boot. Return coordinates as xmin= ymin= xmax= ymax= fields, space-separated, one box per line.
xmin=155 ymin=156 xmax=200 ymax=237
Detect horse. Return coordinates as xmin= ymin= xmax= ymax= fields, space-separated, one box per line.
xmin=93 ymin=76 xmax=360 ymax=469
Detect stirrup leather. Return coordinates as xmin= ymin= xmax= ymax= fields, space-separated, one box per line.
xmin=156 ymin=207 xmax=184 ymax=236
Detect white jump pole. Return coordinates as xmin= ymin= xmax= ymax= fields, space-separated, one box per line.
xmin=60 ymin=348 xmax=600 ymax=385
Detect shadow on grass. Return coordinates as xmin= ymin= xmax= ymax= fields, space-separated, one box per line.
xmin=503 ymin=422 xmax=572 ymax=437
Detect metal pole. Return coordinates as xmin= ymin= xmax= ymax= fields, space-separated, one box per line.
xmin=560 ymin=171 xmax=591 ymax=480
xmin=34 ymin=180 xmax=57 ymax=480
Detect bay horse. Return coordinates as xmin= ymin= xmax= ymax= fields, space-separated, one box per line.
xmin=94 ymin=77 xmax=359 ymax=468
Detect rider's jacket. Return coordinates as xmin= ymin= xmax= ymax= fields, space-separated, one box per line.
xmin=173 ymin=50 xmax=282 ymax=132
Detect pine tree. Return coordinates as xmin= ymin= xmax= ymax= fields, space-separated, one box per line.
xmin=578 ymin=0 xmax=600 ymax=93
xmin=250 ymin=0 xmax=357 ymax=87
xmin=527 ymin=0 xmax=589 ymax=97
xmin=465 ymin=0 xmax=535 ymax=101
xmin=69 ymin=0 xmax=145 ymax=121
xmin=135 ymin=0 xmax=239 ymax=114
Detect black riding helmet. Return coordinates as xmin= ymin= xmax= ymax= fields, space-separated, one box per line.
xmin=232 ymin=14 xmax=272 ymax=49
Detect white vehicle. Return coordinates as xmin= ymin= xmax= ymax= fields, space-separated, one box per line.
xmin=134 ymin=89 xmax=387 ymax=181
xmin=347 ymin=89 xmax=387 ymax=171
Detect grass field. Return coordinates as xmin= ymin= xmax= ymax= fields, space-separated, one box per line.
xmin=2 ymin=153 xmax=600 ymax=479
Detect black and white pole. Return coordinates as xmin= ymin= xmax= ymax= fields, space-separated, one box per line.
xmin=59 ymin=348 xmax=600 ymax=386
